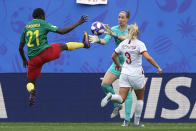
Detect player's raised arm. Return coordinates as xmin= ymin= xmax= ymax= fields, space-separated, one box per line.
xmin=104 ymin=24 xmax=127 ymax=41
xmin=142 ymin=52 xmax=162 ymax=74
xmin=56 ymin=15 xmax=88 ymax=35
xmin=89 ymin=24 xmax=127 ymax=45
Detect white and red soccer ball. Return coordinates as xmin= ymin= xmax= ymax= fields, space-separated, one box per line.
xmin=91 ymin=21 xmax=106 ymax=35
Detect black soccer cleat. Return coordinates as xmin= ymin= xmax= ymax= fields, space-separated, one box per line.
xmin=29 ymin=89 xmax=37 ymax=107
xmin=83 ymin=32 xmax=90 ymax=48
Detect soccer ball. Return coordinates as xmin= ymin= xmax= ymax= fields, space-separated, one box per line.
xmin=91 ymin=21 xmax=106 ymax=35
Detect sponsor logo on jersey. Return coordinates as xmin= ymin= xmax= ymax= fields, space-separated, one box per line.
xmin=122 ymin=45 xmax=136 ymax=50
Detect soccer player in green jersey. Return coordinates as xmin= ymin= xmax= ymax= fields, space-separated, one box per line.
xmin=89 ymin=10 xmax=133 ymax=126
xmin=19 ymin=8 xmax=90 ymax=106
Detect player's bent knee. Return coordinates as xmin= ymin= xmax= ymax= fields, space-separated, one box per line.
xmin=59 ymin=43 xmax=68 ymax=51
xmin=120 ymin=95 xmax=127 ymax=103
xmin=101 ymin=81 xmax=111 ymax=86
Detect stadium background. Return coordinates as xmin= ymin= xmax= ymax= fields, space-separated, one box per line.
xmin=0 ymin=0 xmax=196 ymax=122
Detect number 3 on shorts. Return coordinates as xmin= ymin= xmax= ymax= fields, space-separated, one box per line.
xmin=26 ymin=30 xmax=40 ymax=47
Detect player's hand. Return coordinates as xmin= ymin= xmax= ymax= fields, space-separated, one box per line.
xmin=23 ymin=60 xmax=28 ymax=68
xmin=104 ymin=24 xmax=116 ymax=37
xmin=115 ymin=65 xmax=122 ymax=71
xmin=78 ymin=15 xmax=88 ymax=25
xmin=157 ymin=67 xmax=162 ymax=74
xmin=89 ymin=35 xmax=100 ymax=43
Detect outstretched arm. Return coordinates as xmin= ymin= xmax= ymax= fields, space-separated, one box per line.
xmin=104 ymin=24 xmax=127 ymax=41
xmin=56 ymin=15 xmax=88 ymax=34
xmin=142 ymin=51 xmax=162 ymax=74
xmin=89 ymin=24 xmax=127 ymax=45
xmin=89 ymin=35 xmax=107 ymax=45
xmin=19 ymin=42 xmax=28 ymax=68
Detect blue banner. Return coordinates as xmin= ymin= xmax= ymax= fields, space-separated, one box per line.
xmin=0 ymin=73 xmax=195 ymax=122
xmin=0 ymin=0 xmax=196 ymax=73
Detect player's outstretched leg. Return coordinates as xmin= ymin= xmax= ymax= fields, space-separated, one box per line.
xmin=101 ymin=92 xmax=123 ymax=118
xmin=101 ymin=84 xmax=121 ymax=118
xmin=27 ymin=82 xmax=36 ymax=106
xmin=61 ymin=32 xmax=90 ymax=51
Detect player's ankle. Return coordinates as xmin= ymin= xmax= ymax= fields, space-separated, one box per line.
xmin=26 ymin=83 xmax=35 ymax=92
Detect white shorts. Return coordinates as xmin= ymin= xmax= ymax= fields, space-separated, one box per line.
xmin=119 ymin=73 xmax=146 ymax=90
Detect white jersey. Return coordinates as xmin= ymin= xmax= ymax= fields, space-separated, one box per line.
xmin=115 ymin=39 xmax=147 ymax=76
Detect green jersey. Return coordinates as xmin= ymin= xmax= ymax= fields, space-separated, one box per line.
xmin=20 ymin=19 xmax=58 ymax=59
xmin=104 ymin=25 xmax=128 ymax=64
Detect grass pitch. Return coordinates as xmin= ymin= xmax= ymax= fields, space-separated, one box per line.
xmin=0 ymin=122 xmax=196 ymax=131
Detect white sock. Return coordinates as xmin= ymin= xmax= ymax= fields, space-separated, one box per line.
xmin=111 ymin=94 xmax=123 ymax=104
xmin=134 ymin=100 xmax=144 ymax=125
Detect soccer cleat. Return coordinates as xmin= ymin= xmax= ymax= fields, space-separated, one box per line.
xmin=83 ymin=32 xmax=90 ymax=48
xmin=101 ymin=92 xmax=112 ymax=107
xmin=110 ymin=104 xmax=122 ymax=118
xmin=29 ymin=89 xmax=36 ymax=106
xmin=121 ymin=120 xmax=130 ymax=127
xmin=133 ymin=122 xmax=145 ymax=127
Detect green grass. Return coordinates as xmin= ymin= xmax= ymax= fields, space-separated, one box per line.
xmin=0 ymin=122 xmax=196 ymax=131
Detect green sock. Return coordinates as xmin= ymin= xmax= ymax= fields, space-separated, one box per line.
xmin=101 ymin=84 xmax=119 ymax=107
xmin=125 ymin=92 xmax=132 ymax=122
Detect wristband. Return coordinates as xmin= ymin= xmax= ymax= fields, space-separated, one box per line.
xmin=113 ymin=34 xmax=118 ymax=39
xmin=98 ymin=38 xmax=101 ymax=43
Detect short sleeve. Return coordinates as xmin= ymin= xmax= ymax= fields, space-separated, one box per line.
xmin=20 ymin=28 xmax=26 ymax=43
xmin=139 ymin=42 xmax=147 ymax=54
xmin=114 ymin=42 xmax=123 ymax=54
xmin=44 ymin=21 xmax=58 ymax=32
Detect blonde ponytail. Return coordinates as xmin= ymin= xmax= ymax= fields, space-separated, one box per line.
xmin=128 ymin=23 xmax=139 ymax=40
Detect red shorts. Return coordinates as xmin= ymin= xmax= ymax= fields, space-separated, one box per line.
xmin=27 ymin=43 xmax=61 ymax=79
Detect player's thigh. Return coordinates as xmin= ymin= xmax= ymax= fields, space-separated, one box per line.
xmin=130 ymin=75 xmax=146 ymax=90
xmin=119 ymin=87 xmax=130 ymax=102
xmin=101 ymin=71 xmax=118 ymax=85
xmin=119 ymin=74 xmax=132 ymax=101
xmin=108 ymin=63 xmax=121 ymax=77
xmin=119 ymin=73 xmax=132 ymax=88
xmin=27 ymin=64 xmax=43 ymax=80
xmin=27 ymin=56 xmax=43 ymax=80
xmin=134 ymin=86 xmax=146 ymax=100
xmin=130 ymin=75 xmax=146 ymax=100
xmin=42 ymin=43 xmax=61 ymax=62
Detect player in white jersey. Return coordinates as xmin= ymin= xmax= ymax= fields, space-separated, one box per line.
xmin=90 ymin=11 xmax=133 ymax=126
xmin=101 ymin=23 xmax=162 ymax=127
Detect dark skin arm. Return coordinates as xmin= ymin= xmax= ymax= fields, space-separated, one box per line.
xmin=56 ymin=15 xmax=88 ymax=34
xmin=19 ymin=42 xmax=28 ymax=68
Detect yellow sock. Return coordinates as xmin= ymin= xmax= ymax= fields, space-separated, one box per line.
xmin=26 ymin=83 xmax=35 ymax=92
xmin=66 ymin=42 xmax=84 ymax=50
